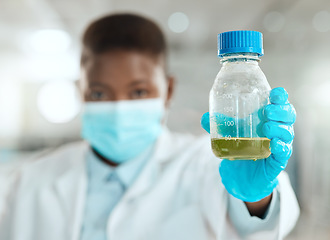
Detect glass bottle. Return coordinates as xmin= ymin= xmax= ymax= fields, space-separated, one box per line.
xmin=209 ymin=30 xmax=271 ymax=160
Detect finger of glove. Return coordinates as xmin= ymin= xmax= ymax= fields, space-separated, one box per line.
xmin=201 ymin=112 xmax=210 ymax=134
xmin=269 ymin=87 xmax=289 ymax=105
xmin=262 ymin=121 xmax=294 ymax=143
xmin=265 ymin=139 xmax=292 ymax=180
xmin=265 ymin=154 xmax=287 ymax=181
xmin=270 ymin=138 xmax=292 ymax=162
xmin=264 ymin=103 xmax=296 ymax=124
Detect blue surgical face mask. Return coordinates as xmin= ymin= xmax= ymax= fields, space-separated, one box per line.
xmin=81 ymin=98 xmax=165 ymax=163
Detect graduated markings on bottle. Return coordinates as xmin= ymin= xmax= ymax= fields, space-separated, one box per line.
xmin=219 ymin=118 xmax=235 ymax=124
xmin=220 ymin=93 xmax=236 ymax=141
xmin=224 ymin=107 xmax=233 ymax=113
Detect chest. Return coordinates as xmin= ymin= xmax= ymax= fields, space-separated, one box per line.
xmin=20 ymin=176 xmax=211 ymax=240
xmin=105 ymin=165 xmax=212 ymax=240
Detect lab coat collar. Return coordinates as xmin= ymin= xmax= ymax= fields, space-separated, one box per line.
xmin=119 ymin=126 xmax=172 ymax=201
xmin=115 ymin=145 xmax=154 ymax=189
xmin=86 ymin=144 xmax=153 ymax=189
xmin=86 ymin=150 xmax=115 ymax=183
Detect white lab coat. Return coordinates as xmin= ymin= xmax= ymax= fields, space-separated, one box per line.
xmin=0 ymin=129 xmax=299 ymax=240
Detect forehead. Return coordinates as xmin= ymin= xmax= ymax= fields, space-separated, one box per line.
xmin=83 ymin=50 xmax=164 ymax=81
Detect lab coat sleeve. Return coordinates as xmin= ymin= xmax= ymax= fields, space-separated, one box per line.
xmin=277 ymin=171 xmax=300 ymax=238
xmin=227 ymin=172 xmax=300 ymax=239
xmin=197 ymin=137 xmax=299 ymax=240
xmin=228 ymin=188 xmax=280 ymax=239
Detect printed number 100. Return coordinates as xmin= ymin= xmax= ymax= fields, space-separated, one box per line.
xmin=224 ymin=121 xmax=235 ymax=126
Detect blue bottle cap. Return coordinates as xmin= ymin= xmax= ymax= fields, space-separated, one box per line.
xmin=218 ymin=30 xmax=264 ymax=57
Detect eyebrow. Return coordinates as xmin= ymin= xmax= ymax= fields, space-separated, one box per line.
xmin=88 ymin=80 xmax=149 ymax=88
xmin=89 ymin=82 xmax=108 ymax=87
xmin=129 ymin=80 xmax=148 ymax=86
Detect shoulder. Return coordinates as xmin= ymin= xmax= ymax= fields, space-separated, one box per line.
xmin=28 ymin=141 xmax=88 ymax=170
xmin=159 ymin=129 xmax=216 ymax=168
xmin=13 ymin=141 xmax=89 ymax=187
xmin=160 ymin=129 xmax=211 ymax=157
xmin=171 ymin=130 xmax=213 ymax=159
xmin=159 ymin=130 xmax=224 ymax=201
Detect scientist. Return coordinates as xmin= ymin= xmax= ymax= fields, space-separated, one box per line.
xmin=0 ymin=13 xmax=299 ymax=240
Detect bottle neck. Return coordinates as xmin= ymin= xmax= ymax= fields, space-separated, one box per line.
xmin=220 ymin=53 xmax=260 ymax=66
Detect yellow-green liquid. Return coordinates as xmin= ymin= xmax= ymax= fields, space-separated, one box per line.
xmin=211 ymin=137 xmax=271 ymax=160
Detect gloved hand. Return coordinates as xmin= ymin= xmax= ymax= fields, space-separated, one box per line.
xmin=201 ymin=87 xmax=296 ymax=202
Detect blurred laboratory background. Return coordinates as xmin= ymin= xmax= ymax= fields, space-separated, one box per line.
xmin=0 ymin=0 xmax=329 ymax=239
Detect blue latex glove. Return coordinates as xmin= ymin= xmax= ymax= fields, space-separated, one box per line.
xmin=201 ymin=87 xmax=296 ymax=202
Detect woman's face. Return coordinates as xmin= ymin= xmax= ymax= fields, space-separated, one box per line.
xmin=80 ymin=49 xmax=174 ymax=106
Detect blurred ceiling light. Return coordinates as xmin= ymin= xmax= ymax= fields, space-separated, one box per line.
xmin=312 ymin=11 xmax=330 ymax=32
xmin=26 ymin=29 xmax=71 ymax=54
xmin=313 ymin=82 xmax=330 ymax=107
xmin=263 ymin=11 xmax=285 ymax=32
xmin=168 ymin=12 xmax=189 ymax=33
xmin=37 ymin=81 xmax=81 ymax=123
xmin=24 ymin=54 xmax=79 ymax=82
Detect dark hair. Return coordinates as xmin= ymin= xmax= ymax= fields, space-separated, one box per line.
xmin=81 ymin=13 xmax=167 ymax=65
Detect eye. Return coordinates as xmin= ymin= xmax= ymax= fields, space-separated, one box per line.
xmin=89 ymin=90 xmax=107 ymax=101
xmin=131 ymin=89 xmax=149 ymax=99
